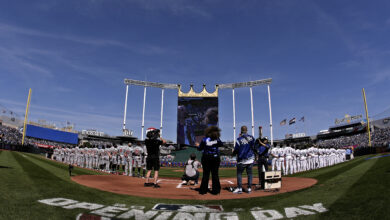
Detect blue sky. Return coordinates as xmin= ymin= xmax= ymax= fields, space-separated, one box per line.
xmin=1 ymin=0 xmax=390 ymax=142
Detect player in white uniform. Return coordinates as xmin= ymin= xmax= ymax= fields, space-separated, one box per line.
xmin=70 ymin=147 xmax=76 ymax=165
xmin=132 ymin=143 xmax=144 ymax=177
xmin=110 ymin=146 xmax=118 ymax=173
xmin=103 ymin=147 xmax=110 ymax=172
xmin=87 ymin=148 xmax=93 ymax=169
xmin=284 ymin=146 xmax=293 ymax=175
xmin=124 ymin=143 xmax=133 ymax=176
xmin=141 ymin=144 xmax=147 ymax=178
xmin=300 ymin=149 xmax=307 ymax=172
xmin=270 ymin=146 xmax=279 ymax=171
xmin=277 ymin=146 xmax=285 ymax=173
xmin=60 ymin=147 xmax=65 ymax=163
xmin=118 ymin=144 xmax=126 ymax=174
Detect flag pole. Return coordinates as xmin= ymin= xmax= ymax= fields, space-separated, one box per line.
xmin=22 ymin=88 xmax=32 ymax=146
xmin=362 ymin=88 xmax=371 ymax=147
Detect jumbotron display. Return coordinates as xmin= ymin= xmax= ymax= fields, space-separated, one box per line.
xmin=177 ymin=97 xmax=218 ymax=145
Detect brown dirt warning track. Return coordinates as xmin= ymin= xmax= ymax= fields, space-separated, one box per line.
xmin=72 ymin=175 xmax=317 ymax=200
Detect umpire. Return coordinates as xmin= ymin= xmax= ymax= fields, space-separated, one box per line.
xmin=255 ymin=137 xmax=270 ymax=189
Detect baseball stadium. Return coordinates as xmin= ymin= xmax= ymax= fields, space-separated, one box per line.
xmin=1 ymin=1 xmax=390 ymax=220
xmin=1 ymin=77 xmax=390 ymax=220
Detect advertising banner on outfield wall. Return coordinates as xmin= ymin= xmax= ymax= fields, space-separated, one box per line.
xmin=26 ymin=124 xmax=78 ymax=145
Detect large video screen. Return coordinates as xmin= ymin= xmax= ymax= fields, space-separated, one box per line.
xmin=26 ymin=124 xmax=79 ymax=145
xmin=177 ymin=97 xmax=218 ymax=145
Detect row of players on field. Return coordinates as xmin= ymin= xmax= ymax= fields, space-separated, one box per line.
xmin=52 ymin=143 xmax=354 ymax=177
xmin=267 ymin=146 xmax=353 ymax=175
xmin=52 ymin=143 xmax=148 ymax=177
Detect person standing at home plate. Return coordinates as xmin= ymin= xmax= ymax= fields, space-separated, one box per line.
xmin=144 ymin=128 xmax=166 ymax=188
xmin=197 ymin=126 xmax=223 ymax=195
xmin=232 ymin=126 xmax=255 ymax=194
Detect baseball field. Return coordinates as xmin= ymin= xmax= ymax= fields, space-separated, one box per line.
xmin=1 ymin=150 xmax=389 ymax=219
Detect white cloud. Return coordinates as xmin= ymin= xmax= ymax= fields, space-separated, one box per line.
xmin=0 ymin=22 xmax=175 ymax=56
xmin=370 ymin=69 xmax=390 ymax=85
xmin=0 ymin=46 xmax=53 ymax=79
xmin=114 ymin=0 xmax=212 ymax=19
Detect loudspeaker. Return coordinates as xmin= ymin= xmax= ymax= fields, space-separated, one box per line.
xmin=264 ymin=171 xmax=282 ymax=190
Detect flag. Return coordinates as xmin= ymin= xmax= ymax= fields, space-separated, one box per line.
xmin=289 ymin=118 xmax=296 ymax=125
xmin=299 ymin=116 xmax=305 ymax=122
xmin=280 ymin=119 xmax=287 ymax=126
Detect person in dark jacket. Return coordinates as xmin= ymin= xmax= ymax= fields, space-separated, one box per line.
xmin=232 ymin=126 xmax=255 ymax=194
xmin=197 ymin=126 xmax=223 ymax=195
xmin=255 ymin=137 xmax=270 ymax=189
xmin=144 ymin=128 xmax=166 ymax=188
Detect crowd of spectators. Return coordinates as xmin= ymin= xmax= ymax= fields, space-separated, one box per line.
xmin=85 ymin=140 xmax=114 ymax=149
xmin=316 ymin=127 xmax=390 ymax=148
xmin=0 ymin=124 xmax=75 ymax=151
xmin=0 ymin=125 xmax=22 ymax=145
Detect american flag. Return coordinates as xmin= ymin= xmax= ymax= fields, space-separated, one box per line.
xmin=280 ymin=119 xmax=287 ymax=126
xmin=289 ymin=118 xmax=296 ymax=125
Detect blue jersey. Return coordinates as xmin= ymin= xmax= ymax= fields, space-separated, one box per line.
xmin=198 ymin=137 xmax=222 ymax=157
xmin=234 ymin=134 xmax=255 ymax=162
xmin=255 ymin=139 xmax=270 ymax=157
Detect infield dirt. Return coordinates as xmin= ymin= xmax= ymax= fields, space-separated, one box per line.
xmin=72 ymin=175 xmax=317 ymax=200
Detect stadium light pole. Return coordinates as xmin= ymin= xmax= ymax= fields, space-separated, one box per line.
xmin=160 ymin=89 xmax=164 ymax=137
xmin=123 ymin=85 xmax=129 ymax=131
xmin=141 ymin=86 xmax=147 ymax=140
xmin=232 ymin=88 xmax=236 ymax=142
xmin=250 ymin=87 xmax=255 ymax=137
xmin=267 ymin=84 xmax=273 ymax=146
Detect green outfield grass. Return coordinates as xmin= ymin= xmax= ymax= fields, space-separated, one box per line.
xmin=0 ymin=150 xmax=389 ymax=219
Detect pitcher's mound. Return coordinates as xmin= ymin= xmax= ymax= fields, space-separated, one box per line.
xmin=72 ymin=175 xmax=316 ymax=200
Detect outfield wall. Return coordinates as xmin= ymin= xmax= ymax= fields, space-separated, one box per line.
xmin=26 ymin=124 xmax=78 ymax=145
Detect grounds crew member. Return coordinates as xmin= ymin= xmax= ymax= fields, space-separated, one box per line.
xmin=232 ymin=126 xmax=255 ymax=194
xmin=144 ymin=128 xmax=166 ymax=188
xmin=181 ymin=153 xmax=201 ymax=185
